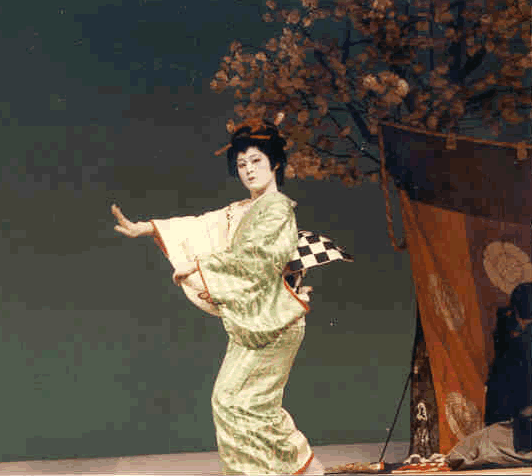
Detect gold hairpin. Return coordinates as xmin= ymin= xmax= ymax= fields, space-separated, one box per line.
xmin=214 ymin=112 xmax=285 ymax=156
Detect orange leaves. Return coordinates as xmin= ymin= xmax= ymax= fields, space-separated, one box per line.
xmin=356 ymin=52 xmax=369 ymax=64
xmin=369 ymin=172 xmax=380 ymax=183
xmin=450 ymin=100 xmax=465 ymax=118
xmin=234 ymin=104 xmax=245 ymax=117
xmin=301 ymin=0 xmax=319 ymax=9
xmin=302 ymin=16 xmax=314 ymax=28
xmin=382 ymin=92 xmax=403 ymax=106
xmin=286 ymin=10 xmax=301 ymax=24
xmin=334 ymin=6 xmax=347 ymax=21
xmin=212 ymin=0 xmax=531 ymax=180
xmin=517 ymin=53 xmax=532 ymax=70
xmin=314 ymin=95 xmax=328 ymax=115
xmin=426 ymin=115 xmax=439 ymax=130
xmin=284 ymin=147 xmax=366 ymax=186
xmin=362 ymin=74 xmax=386 ymax=94
xmin=416 ymin=21 xmax=430 ymax=32
xmin=378 ymin=70 xmax=399 ymax=86
xmin=444 ymin=27 xmax=457 ymax=39
xmin=276 ymin=77 xmax=294 ymax=93
xmin=435 ymin=11 xmax=454 ymax=23
xmin=429 ymin=75 xmax=449 ymax=90
xmin=226 ymin=119 xmax=235 ymax=134
xmin=395 ymin=79 xmax=410 ymax=98
xmin=229 ymin=41 xmax=242 ymax=54
xmin=228 ymin=75 xmax=241 ymax=87
xmin=291 ymin=77 xmax=306 ymax=90
xmin=498 ymin=94 xmax=523 ymax=124
xmin=441 ymin=87 xmax=456 ymax=102
xmin=434 ymin=64 xmax=450 ymax=76
xmin=291 ymin=125 xmax=313 ymax=146
xmin=284 ymin=163 xmax=296 ymax=179
xmin=502 ymin=109 xmax=524 ymax=125
xmin=265 ymin=38 xmax=278 ymax=52
xmin=210 ymin=79 xmax=224 ymax=93
xmin=215 ymin=70 xmax=229 ymax=82
xmin=297 ymin=110 xmax=310 ymax=124
xmin=250 ymin=87 xmax=262 ymax=102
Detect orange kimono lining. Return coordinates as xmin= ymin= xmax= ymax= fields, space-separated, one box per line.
xmin=283 ymin=277 xmax=311 ymax=314
xmin=194 ymin=258 xmax=218 ymax=308
xmin=294 ymin=452 xmax=314 ymax=475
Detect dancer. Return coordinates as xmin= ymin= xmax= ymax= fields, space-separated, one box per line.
xmin=112 ymin=117 xmax=325 ymax=475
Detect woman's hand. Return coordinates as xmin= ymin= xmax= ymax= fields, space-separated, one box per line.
xmin=297 ymin=286 xmax=313 ymax=303
xmin=112 ymin=204 xmax=154 ymax=238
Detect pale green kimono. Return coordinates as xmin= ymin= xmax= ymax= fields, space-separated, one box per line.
xmin=152 ymin=192 xmax=314 ymax=475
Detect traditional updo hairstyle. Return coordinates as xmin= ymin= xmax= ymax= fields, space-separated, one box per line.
xmin=216 ymin=117 xmax=288 ymax=188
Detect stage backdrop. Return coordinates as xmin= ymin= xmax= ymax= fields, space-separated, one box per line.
xmin=383 ymin=124 xmax=532 ymax=454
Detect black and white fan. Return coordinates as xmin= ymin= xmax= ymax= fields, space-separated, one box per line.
xmin=284 ymin=230 xmax=354 ymax=293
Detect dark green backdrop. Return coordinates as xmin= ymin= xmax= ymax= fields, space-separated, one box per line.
xmin=4 ymin=0 xmax=527 ymax=463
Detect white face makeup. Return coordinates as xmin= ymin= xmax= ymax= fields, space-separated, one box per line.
xmin=236 ymin=146 xmax=278 ymax=199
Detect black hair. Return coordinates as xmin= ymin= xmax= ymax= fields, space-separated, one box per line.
xmin=226 ymin=121 xmax=287 ymax=187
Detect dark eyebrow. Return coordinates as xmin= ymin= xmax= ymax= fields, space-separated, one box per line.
xmin=237 ymin=154 xmax=261 ymax=162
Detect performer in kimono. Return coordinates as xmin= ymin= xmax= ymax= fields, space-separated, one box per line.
xmin=445 ymin=282 xmax=532 ymax=471
xmin=111 ymin=117 xmax=325 ymax=475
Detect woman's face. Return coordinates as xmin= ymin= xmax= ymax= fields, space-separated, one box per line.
xmin=236 ymin=146 xmax=277 ymax=197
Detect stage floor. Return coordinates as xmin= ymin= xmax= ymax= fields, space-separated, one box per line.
xmin=0 ymin=442 xmax=528 ymax=475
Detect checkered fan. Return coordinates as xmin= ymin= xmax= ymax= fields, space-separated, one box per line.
xmin=285 ymin=231 xmax=354 ymax=275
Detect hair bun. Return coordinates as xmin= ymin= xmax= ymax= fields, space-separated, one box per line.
xmin=215 ymin=116 xmax=285 ymax=157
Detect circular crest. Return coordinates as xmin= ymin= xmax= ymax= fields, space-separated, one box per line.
xmin=445 ymin=392 xmax=482 ymax=440
xmin=483 ymin=241 xmax=532 ymax=295
xmin=427 ymin=274 xmax=465 ymax=332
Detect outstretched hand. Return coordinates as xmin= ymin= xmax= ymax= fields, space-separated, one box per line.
xmin=297 ymin=286 xmax=313 ymax=303
xmin=111 ymin=204 xmax=153 ymax=238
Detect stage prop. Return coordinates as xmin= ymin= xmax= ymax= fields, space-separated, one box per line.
xmin=380 ymin=122 xmax=532 ymax=455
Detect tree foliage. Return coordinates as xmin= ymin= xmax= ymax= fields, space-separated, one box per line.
xmin=211 ymin=0 xmax=532 ymax=186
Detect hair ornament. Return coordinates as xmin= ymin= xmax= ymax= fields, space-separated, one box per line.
xmin=274 ymin=111 xmax=285 ymax=126
xmin=215 ymin=113 xmax=286 ymax=156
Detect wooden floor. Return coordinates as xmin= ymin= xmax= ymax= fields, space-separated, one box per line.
xmin=387 ymin=468 xmax=531 ymax=475
xmin=0 ymin=442 xmax=407 ymax=475
xmin=0 ymin=442 xmax=528 ymax=475
xmin=387 ymin=467 xmax=531 ymax=475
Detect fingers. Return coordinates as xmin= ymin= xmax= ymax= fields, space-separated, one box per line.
xmin=114 ymin=225 xmax=134 ymax=237
xmin=112 ymin=204 xmax=133 ymax=229
xmin=298 ymin=293 xmax=310 ymax=303
xmin=111 ymin=204 xmax=126 ymax=222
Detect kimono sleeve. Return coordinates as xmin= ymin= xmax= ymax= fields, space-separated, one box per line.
xmin=150 ymin=208 xmax=227 ymax=271
xmin=150 ymin=207 xmax=228 ymax=317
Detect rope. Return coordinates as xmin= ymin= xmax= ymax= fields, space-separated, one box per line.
xmin=379 ymin=370 xmax=413 ymax=463
xmin=379 ymin=120 xmax=531 ymax=160
xmin=379 ymin=278 xmax=418 ymax=463
xmin=378 ymin=124 xmax=407 ymax=252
